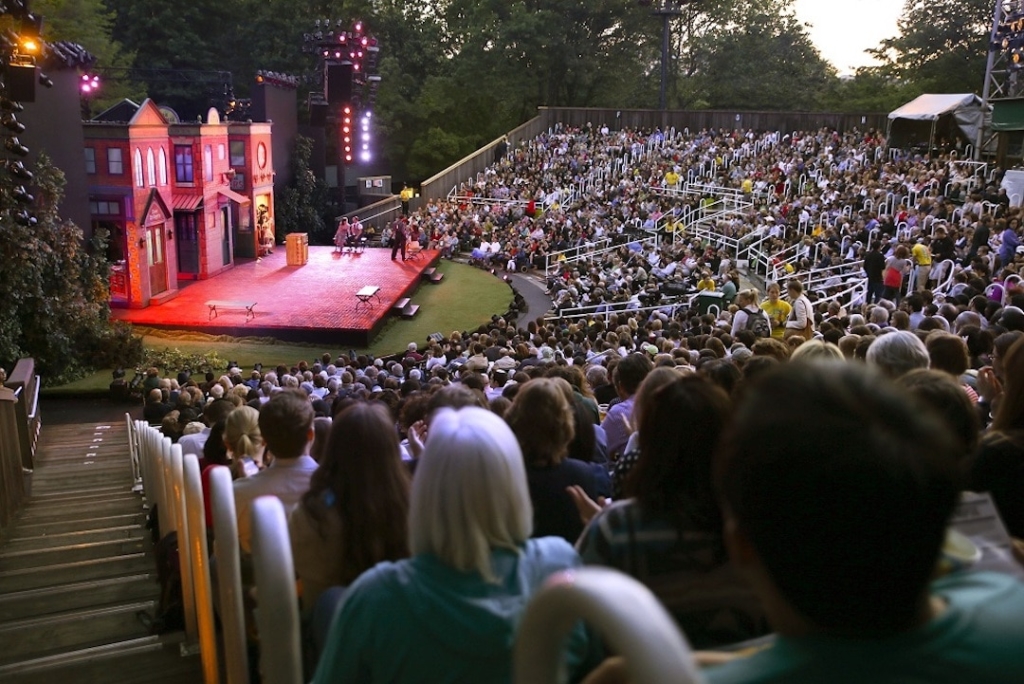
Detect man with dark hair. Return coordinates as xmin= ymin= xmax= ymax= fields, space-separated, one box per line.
xmin=599 ymin=352 xmax=652 ymax=459
xmin=233 ymin=390 xmax=317 ymax=554
xmin=178 ymin=398 xmax=235 ymax=459
xmin=706 ymin=362 xmax=1024 ymax=683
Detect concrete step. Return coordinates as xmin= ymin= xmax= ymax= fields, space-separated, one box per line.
xmin=0 ymin=537 xmax=146 ymax=570
xmin=0 ymin=635 xmax=201 ymax=684
xmin=0 ymin=600 xmax=156 ymax=666
xmin=0 ymin=574 xmax=157 ymax=622
xmin=0 ymin=553 xmax=153 ymax=593
xmin=2 ymin=525 xmax=144 ymax=552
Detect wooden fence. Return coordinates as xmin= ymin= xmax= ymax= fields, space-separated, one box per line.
xmin=1 ymin=358 xmax=40 ymax=533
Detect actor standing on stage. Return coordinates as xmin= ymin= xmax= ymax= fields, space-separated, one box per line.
xmin=391 ymin=218 xmax=407 ymax=261
xmin=335 ymin=218 xmax=350 ymax=254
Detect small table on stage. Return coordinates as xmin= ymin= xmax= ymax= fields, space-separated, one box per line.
xmin=355 ymin=286 xmax=381 ymax=310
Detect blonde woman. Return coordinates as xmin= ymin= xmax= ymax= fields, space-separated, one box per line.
xmin=224 ymin=405 xmax=265 ymax=478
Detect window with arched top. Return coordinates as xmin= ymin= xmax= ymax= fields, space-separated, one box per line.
xmin=146 ymin=148 xmax=156 ymax=187
xmin=133 ymin=149 xmax=143 ymax=187
xmin=158 ymin=148 xmax=168 ymax=186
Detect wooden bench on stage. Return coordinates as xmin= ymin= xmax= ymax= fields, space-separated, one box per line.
xmin=355 ymin=285 xmax=381 ymax=310
xmin=206 ymin=300 xmax=257 ymax=322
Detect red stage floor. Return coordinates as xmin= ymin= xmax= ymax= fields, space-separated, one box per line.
xmin=113 ymin=246 xmax=441 ymax=346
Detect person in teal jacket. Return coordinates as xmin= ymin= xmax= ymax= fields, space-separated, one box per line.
xmin=311 ymin=407 xmax=595 ymax=684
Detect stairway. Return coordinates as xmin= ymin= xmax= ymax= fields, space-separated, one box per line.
xmin=0 ymin=417 xmax=202 ymax=684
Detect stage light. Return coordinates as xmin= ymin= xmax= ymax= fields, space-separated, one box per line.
xmin=15 ymin=211 xmax=37 ymax=227
xmin=360 ymin=151 xmax=371 ymax=162
xmin=361 ymin=37 xmax=368 ymax=47
xmin=4 ymin=137 xmax=30 ymax=157
xmin=6 ymin=160 xmax=33 ymax=182
xmin=2 ymin=113 xmax=26 ymax=134
xmin=339 ymin=33 xmax=347 ymax=43
xmin=354 ymin=21 xmax=363 ymax=33
xmin=20 ymin=37 xmax=39 ymax=54
xmin=344 ymin=106 xmax=351 ymax=114
xmin=13 ymin=185 xmax=34 ymax=204
xmin=1 ymin=97 xmax=25 ymax=112
xmin=343 ymin=125 xmax=350 ymax=133
xmin=38 ymin=72 xmax=53 ymax=88
xmin=345 ymin=154 xmax=352 ymax=162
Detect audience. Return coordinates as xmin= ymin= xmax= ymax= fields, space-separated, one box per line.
xmin=129 ymin=122 xmax=1024 ymax=682
xmin=310 ymin=407 xmax=596 ymax=684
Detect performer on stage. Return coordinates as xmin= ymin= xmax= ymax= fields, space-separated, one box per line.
xmin=350 ymin=216 xmax=364 ymax=251
xmin=334 ymin=217 xmax=350 ymax=253
xmin=391 ymin=218 xmax=408 ymax=261
xmin=258 ymin=206 xmax=274 ymax=255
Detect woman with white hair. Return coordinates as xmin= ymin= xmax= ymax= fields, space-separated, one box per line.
xmin=311 ymin=407 xmax=594 ymax=684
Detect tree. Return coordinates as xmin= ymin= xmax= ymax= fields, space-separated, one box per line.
xmin=274 ymin=136 xmax=331 ymax=244
xmin=31 ymin=0 xmax=142 ymax=112
xmin=0 ymin=155 xmax=140 ymax=384
xmin=866 ymin=0 xmax=992 ymax=94
xmin=690 ymin=0 xmax=835 ymax=110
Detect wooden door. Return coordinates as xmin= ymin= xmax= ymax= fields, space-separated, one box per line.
xmin=175 ymin=212 xmax=199 ymax=276
xmin=147 ymin=223 xmax=167 ymax=295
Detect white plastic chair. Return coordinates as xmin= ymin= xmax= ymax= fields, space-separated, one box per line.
xmin=514 ymin=567 xmax=705 ymax=684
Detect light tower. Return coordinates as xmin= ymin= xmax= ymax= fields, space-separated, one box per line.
xmin=982 ymin=1 xmax=1024 ymax=162
xmin=302 ymin=19 xmax=381 ymax=211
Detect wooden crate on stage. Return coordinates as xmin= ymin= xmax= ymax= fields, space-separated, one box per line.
xmin=285 ymin=233 xmax=309 ymax=266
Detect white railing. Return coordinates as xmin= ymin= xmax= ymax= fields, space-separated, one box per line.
xmin=546 ymin=296 xmax=696 ymax=324
xmin=209 ymin=465 xmax=249 ymax=684
xmin=514 ymin=568 xmax=705 ymax=684
xmin=251 ymin=497 xmax=303 ymax=684
xmin=134 ymin=423 xmax=223 ymax=683
xmin=544 ymin=237 xmax=614 ymax=274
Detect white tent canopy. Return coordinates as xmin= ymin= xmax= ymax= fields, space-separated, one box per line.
xmin=887 ymin=93 xmax=989 ymax=153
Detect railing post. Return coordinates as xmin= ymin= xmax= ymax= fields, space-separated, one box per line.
xmin=251 ymin=497 xmax=303 ymax=684
xmin=170 ymin=444 xmax=199 ymax=649
xmin=184 ymin=454 xmax=219 ymax=683
xmin=210 ymin=466 xmax=249 ymax=684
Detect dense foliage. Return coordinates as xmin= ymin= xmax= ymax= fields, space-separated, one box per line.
xmin=17 ymin=0 xmax=969 ymax=178
xmin=0 ymin=155 xmax=142 ymax=385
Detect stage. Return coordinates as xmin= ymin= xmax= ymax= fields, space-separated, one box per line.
xmin=113 ymin=246 xmax=442 ymax=346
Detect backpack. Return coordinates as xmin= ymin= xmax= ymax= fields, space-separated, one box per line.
xmin=744 ymin=307 xmax=771 ymax=338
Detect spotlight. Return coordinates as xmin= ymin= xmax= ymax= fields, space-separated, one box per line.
xmin=4 ymin=137 xmax=30 ymax=157
xmin=20 ymin=37 xmax=40 ymax=54
xmin=15 ymin=211 xmax=37 ymax=227
xmin=1 ymin=113 xmax=26 ymax=133
xmin=6 ymin=160 xmax=33 ymax=182
xmin=38 ymin=72 xmax=53 ymax=88
xmin=1 ymin=97 xmax=25 ymax=112
xmin=12 ymin=185 xmax=34 ymax=204
xmin=360 ymin=150 xmax=371 ymax=162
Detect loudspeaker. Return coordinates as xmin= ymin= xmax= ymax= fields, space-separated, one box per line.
xmin=5 ymin=64 xmax=36 ymax=103
xmin=309 ymin=102 xmax=328 ymax=126
xmin=325 ymin=63 xmax=353 ymax=105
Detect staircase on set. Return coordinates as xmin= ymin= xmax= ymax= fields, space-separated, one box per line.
xmin=0 ymin=418 xmax=201 ymax=684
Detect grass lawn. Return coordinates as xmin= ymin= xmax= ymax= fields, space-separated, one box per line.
xmin=46 ymin=260 xmax=514 ymax=396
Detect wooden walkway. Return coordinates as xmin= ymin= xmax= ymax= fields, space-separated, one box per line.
xmin=0 ymin=418 xmax=202 ymax=683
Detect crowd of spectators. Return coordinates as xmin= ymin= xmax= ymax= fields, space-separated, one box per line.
xmin=131 ymin=123 xmax=1024 ymax=683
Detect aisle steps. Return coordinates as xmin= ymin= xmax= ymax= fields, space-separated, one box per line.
xmin=0 ymin=416 xmax=201 ymax=683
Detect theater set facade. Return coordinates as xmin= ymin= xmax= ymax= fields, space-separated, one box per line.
xmin=82 ymin=99 xmax=275 ymax=308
